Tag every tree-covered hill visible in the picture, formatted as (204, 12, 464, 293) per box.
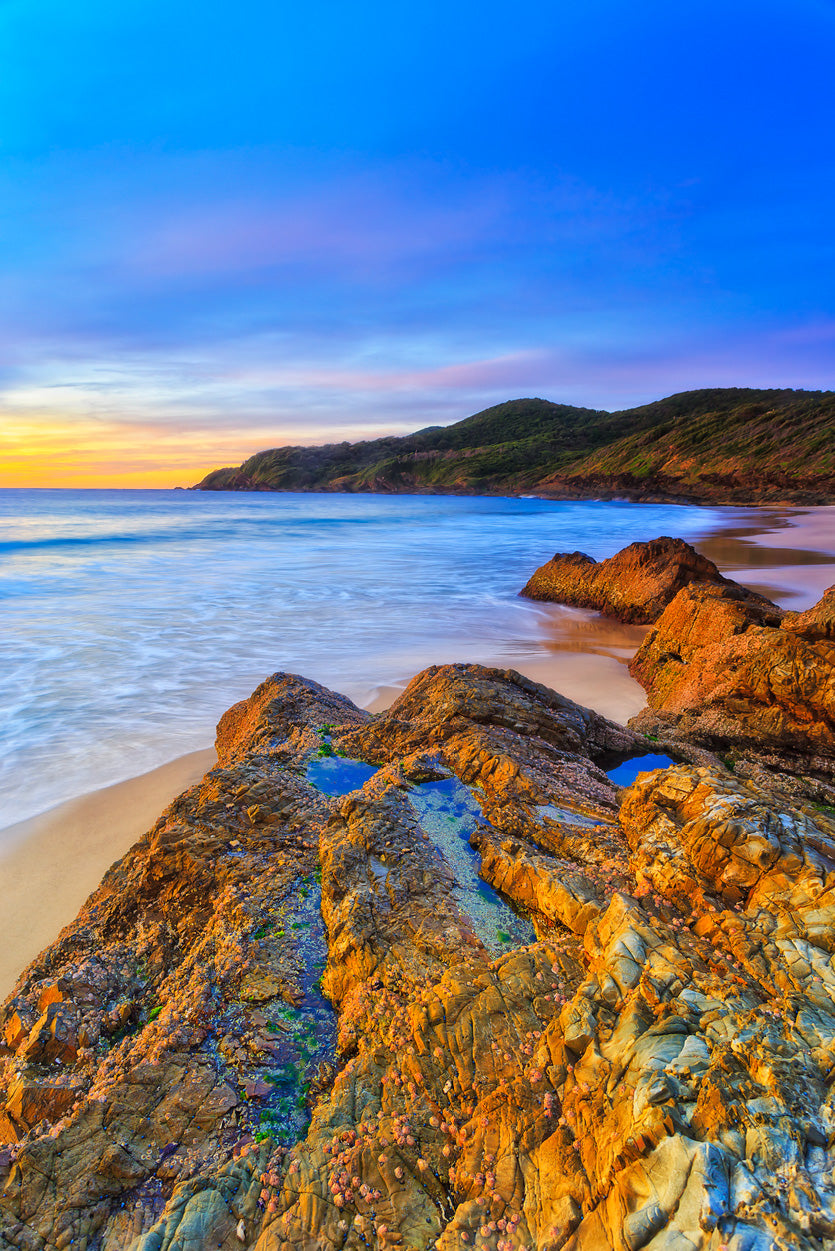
(195, 387, 835, 503)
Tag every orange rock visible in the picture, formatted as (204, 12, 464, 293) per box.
(1, 664, 834, 1250)
(520, 536, 771, 624)
(6, 1077, 76, 1128)
(19, 1002, 80, 1064)
(1, 1002, 34, 1052)
(629, 581, 835, 769)
(215, 671, 370, 765)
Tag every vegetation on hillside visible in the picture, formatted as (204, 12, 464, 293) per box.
(196, 388, 835, 503)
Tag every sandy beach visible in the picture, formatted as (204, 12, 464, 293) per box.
(0, 749, 216, 996)
(2, 504, 833, 1000)
(740, 505, 835, 556)
(697, 505, 835, 607)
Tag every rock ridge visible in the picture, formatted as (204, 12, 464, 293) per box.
(1, 664, 835, 1248)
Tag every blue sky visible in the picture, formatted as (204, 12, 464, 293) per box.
(0, 0, 833, 483)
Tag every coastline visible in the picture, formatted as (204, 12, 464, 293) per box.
(696, 504, 835, 607)
(0, 749, 215, 998)
(2, 503, 834, 1000)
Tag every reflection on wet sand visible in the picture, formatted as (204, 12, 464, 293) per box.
(531, 603, 649, 662)
(698, 534, 834, 570)
(699, 514, 835, 609)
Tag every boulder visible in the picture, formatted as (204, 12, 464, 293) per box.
(520, 535, 772, 623)
(215, 671, 370, 765)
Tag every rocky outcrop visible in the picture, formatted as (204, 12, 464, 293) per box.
(516, 529, 834, 784)
(629, 580, 835, 780)
(216, 671, 372, 765)
(783, 585, 835, 641)
(519, 537, 774, 624)
(3, 663, 835, 1249)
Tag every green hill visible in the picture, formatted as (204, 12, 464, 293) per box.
(195, 387, 835, 503)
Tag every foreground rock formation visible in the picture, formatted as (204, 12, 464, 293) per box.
(519, 538, 770, 624)
(2, 663, 835, 1249)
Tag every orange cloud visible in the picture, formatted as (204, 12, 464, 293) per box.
(0, 415, 246, 488)
(0, 411, 422, 488)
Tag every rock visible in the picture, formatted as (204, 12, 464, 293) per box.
(629, 580, 835, 774)
(1, 664, 835, 1249)
(338, 662, 640, 805)
(239, 969, 293, 1004)
(783, 585, 835, 641)
(519, 536, 771, 623)
(36, 979, 70, 1012)
(215, 670, 370, 765)
(18, 1001, 80, 1063)
(1, 1001, 35, 1052)
(5, 1076, 77, 1129)
(242, 1078, 274, 1099)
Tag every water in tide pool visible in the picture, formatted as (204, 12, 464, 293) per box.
(605, 753, 676, 787)
(307, 755, 379, 796)
(304, 754, 534, 954)
(0, 489, 725, 832)
(408, 777, 536, 955)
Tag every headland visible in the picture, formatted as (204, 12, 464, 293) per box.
(194, 389, 835, 505)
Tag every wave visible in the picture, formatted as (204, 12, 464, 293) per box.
(0, 490, 727, 831)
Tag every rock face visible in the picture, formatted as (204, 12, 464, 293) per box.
(783, 585, 835, 641)
(3, 663, 835, 1249)
(519, 537, 770, 624)
(629, 580, 835, 779)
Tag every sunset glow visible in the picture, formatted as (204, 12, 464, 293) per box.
(0, 0, 832, 486)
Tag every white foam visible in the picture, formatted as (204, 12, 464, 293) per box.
(0, 489, 726, 833)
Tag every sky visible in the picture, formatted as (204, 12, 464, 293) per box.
(0, 0, 833, 487)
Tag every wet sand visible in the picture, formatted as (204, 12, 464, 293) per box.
(2, 505, 833, 999)
(697, 505, 835, 607)
(0, 749, 216, 997)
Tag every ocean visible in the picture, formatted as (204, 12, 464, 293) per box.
(0, 489, 725, 831)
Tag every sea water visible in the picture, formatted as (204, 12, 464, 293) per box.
(0, 489, 725, 831)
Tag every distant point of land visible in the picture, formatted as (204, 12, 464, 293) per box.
(195, 387, 835, 504)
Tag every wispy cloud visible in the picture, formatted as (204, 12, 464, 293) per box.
(0, 0, 832, 486)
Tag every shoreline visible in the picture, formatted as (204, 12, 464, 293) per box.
(2, 503, 834, 999)
(696, 504, 835, 607)
(0, 749, 216, 997)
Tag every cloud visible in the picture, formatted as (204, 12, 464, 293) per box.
(0, 131, 831, 487)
